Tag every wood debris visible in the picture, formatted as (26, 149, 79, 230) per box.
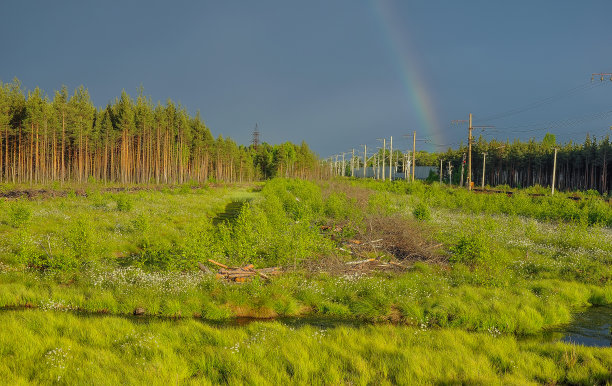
(204, 259, 280, 282)
(340, 257, 411, 274)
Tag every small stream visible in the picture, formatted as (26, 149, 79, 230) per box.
(553, 305, 612, 347)
(1, 305, 611, 346)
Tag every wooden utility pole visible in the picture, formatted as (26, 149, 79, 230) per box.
(468, 113, 473, 190)
(481, 152, 487, 190)
(551, 147, 558, 195)
(452, 115, 493, 190)
(412, 131, 416, 182)
(389, 136, 393, 181)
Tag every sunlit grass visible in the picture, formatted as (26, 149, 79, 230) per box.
(0, 310, 611, 384)
(1, 178, 612, 383)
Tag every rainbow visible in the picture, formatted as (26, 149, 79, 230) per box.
(370, 0, 444, 149)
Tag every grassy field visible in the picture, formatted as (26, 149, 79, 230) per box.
(1, 178, 611, 384)
(2, 310, 612, 385)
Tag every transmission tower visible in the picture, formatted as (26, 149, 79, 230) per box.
(252, 123, 260, 149)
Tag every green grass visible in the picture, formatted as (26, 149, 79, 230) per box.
(0, 309, 611, 385)
(1, 178, 612, 383)
(351, 178, 612, 226)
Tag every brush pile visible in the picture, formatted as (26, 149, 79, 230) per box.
(200, 260, 280, 282)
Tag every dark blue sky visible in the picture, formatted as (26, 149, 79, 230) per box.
(1, 0, 611, 157)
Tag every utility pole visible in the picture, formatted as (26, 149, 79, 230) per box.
(439, 159, 443, 184)
(389, 136, 393, 181)
(412, 131, 416, 182)
(468, 113, 473, 190)
(375, 152, 379, 179)
(363, 145, 367, 178)
(381, 139, 386, 181)
(407, 154, 411, 181)
(551, 147, 558, 195)
(460, 153, 466, 187)
(481, 152, 487, 190)
(452, 116, 493, 191)
(335, 155, 339, 176)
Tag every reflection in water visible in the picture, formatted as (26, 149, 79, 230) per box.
(556, 305, 612, 347)
(2, 305, 611, 346)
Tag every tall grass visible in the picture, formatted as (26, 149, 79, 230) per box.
(0, 310, 610, 384)
(351, 179, 612, 226)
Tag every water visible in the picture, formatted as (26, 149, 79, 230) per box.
(2, 305, 612, 345)
(556, 305, 612, 347)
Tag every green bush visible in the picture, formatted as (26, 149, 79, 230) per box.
(412, 201, 431, 221)
(6, 202, 31, 227)
(114, 194, 133, 212)
(323, 192, 354, 220)
(64, 218, 94, 260)
(449, 233, 490, 265)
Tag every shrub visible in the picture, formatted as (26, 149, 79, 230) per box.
(130, 214, 150, 234)
(6, 202, 31, 227)
(64, 218, 94, 260)
(115, 194, 133, 212)
(449, 233, 490, 265)
(324, 192, 354, 220)
(89, 191, 110, 210)
(412, 201, 431, 221)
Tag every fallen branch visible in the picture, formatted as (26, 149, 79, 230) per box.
(207, 259, 229, 269)
(345, 258, 375, 265)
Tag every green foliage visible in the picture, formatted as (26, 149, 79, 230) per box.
(412, 201, 431, 221)
(449, 233, 490, 265)
(89, 191, 111, 210)
(6, 202, 31, 227)
(323, 192, 355, 220)
(356, 179, 612, 227)
(114, 194, 133, 212)
(64, 218, 94, 260)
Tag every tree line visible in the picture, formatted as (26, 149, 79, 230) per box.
(436, 133, 611, 193)
(0, 79, 320, 184)
(331, 133, 611, 194)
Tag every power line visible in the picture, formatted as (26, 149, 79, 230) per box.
(490, 109, 612, 134)
(479, 81, 603, 123)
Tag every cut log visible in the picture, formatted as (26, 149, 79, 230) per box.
(226, 272, 256, 278)
(208, 259, 229, 269)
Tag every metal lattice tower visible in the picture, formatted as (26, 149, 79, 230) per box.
(252, 123, 260, 149)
